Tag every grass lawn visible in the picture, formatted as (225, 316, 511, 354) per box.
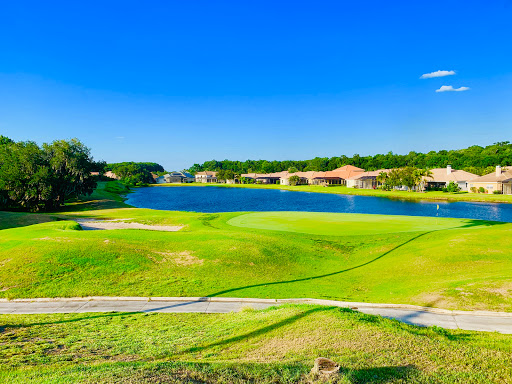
(1, 304, 512, 383)
(156, 182, 512, 203)
(0, 182, 511, 311)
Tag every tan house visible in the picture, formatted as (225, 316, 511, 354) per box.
(195, 171, 218, 183)
(241, 172, 286, 184)
(241, 165, 367, 186)
(424, 166, 478, 191)
(468, 166, 512, 194)
(280, 171, 317, 185)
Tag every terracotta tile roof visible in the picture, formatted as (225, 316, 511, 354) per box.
(426, 168, 478, 183)
(241, 173, 285, 178)
(333, 165, 365, 172)
(470, 168, 512, 183)
(295, 171, 317, 179)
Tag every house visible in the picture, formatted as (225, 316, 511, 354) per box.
(280, 171, 311, 185)
(104, 171, 119, 179)
(195, 171, 218, 183)
(349, 169, 391, 189)
(314, 165, 365, 186)
(156, 171, 195, 184)
(172, 171, 195, 183)
(468, 166, 512, 194)
(241, 172, 286, 184)
(424, 166, 478, 191)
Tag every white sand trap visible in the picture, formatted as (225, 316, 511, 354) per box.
(77, 220, 183, 231)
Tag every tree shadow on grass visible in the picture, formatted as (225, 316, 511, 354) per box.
(3, 311, 141, 329)
(341, 364, 420, 383)
(178, 306, 340, 356)
(0, 211, 63, 230)
(457, 219, 505, 228)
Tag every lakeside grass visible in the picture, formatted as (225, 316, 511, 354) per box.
(1, 182, 511, 311)
(153, 182, 512, 203)
(1, 304, 512, 383)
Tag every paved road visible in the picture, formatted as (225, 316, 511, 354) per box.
(1, 298, 511, 334)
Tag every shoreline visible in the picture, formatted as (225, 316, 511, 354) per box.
(148, 182, 512, 204)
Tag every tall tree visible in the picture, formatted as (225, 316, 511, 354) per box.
(0, 137, 97, 211)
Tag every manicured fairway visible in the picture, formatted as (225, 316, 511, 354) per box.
(227, 211, 484, 236)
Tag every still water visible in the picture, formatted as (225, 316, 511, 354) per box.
(126, 186, 512, 222)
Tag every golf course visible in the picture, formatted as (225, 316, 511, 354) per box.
(1, 182, 512, 309)
(1, 181, 512, 383)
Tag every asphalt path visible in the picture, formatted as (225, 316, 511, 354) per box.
(1, 297, 511, 334)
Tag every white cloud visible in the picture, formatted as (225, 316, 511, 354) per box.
(435, 85, 470, 92)
(420, 70, 456, 79)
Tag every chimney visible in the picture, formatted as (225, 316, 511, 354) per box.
(446, 165, 452, 175)
(496, 165, 502, 177)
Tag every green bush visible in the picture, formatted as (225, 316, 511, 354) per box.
(445, 181, 461, 193)
(288, 175, 301, 186)
(478, 187, 486, 193)
(493, 190, 503, 194)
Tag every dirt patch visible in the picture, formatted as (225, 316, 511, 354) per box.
(35, 237, 73, 242)
(0, 259, 12, 268)
(484, 283, 512, 297)
(412, 292, 458, 309)
(77, 220, 183, 232)
(152, 251, 204, 266)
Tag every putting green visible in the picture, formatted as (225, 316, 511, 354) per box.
(227, 211, 484, 236)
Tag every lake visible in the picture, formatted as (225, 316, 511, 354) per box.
(126, 186, 512, 222)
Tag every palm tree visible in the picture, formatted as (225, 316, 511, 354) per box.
(376, 171, 388, 189)
(416, 169, 433, 191)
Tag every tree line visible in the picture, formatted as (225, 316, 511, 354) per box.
(105, 162, 164, 186)
(0, 136, 99, 211)
(187, 142, 512, 176)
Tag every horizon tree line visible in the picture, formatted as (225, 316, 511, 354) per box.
(186, 142, 512, 176)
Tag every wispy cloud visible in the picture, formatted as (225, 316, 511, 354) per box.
(435, 85, 470, 92)
(420, 70, 456, 79)
(115, 136, 125, 139)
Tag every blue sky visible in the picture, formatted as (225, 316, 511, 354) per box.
(0, 1, 511, 171)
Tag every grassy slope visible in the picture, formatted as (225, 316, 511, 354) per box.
(1, 305, 512, 383)
(0, 183, 511, 310)
(155, 182, 512, 203)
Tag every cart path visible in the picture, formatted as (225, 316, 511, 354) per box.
(1, 297, 511, 334)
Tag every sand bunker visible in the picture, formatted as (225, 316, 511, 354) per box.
(77, 219, 183, 232)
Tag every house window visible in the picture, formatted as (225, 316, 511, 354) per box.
(487, 185, 494, 189)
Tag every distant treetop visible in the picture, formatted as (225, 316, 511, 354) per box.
(187, 142, 512, 177)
